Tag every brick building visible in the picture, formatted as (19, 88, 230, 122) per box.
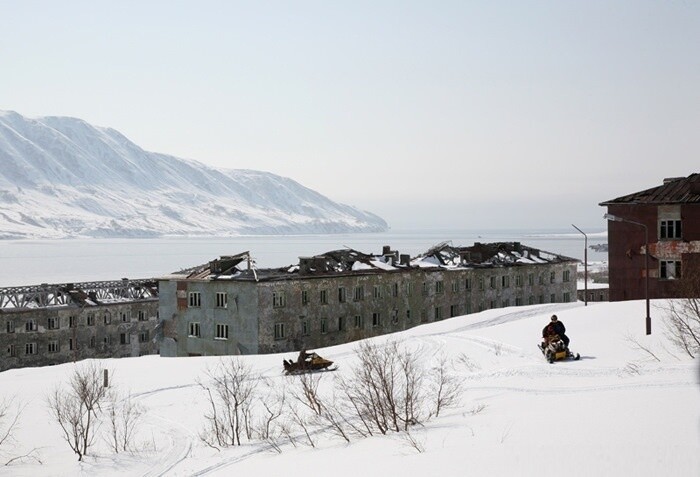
(600, 173, 700, 301)
(159, 242, 578, 357)
(1, 280, 160, 372)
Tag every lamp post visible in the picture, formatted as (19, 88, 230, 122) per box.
(603, 213, 651, 335)
(571, 224, 588, 306)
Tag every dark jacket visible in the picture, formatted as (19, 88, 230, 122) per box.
(542, 321, 566, 338)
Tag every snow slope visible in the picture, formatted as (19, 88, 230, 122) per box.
(1, 300, 698, 476)
(0, 110, 388, 239)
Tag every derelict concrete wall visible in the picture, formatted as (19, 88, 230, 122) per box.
(1, 300, 159, 372)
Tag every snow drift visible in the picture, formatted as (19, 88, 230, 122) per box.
(0, 299, 698, 476)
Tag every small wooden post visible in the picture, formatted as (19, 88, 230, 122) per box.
(103, 369, 109, 388)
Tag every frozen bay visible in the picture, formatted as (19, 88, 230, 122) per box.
(0, 228, 607, 287)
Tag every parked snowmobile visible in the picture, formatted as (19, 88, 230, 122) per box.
(283, 351, 336, 375)
(538, 334, 580, 363)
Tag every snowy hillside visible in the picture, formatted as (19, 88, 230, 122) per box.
(0, 110, 388, 239)
(0, 300, 698, 476)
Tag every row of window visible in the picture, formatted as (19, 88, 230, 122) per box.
(4, 311, 154, 334)
(189, 292, 228, 308)
(6, 331, 151, 357)
(266, 271, 572, 309)
(188, 322, 229, 340)
(271, 292, 573, 341)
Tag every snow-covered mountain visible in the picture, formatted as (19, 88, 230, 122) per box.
(0, 110, 388, 239)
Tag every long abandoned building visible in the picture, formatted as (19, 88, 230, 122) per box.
(159, 242, 578, 357)
(1, 279, 160, 372)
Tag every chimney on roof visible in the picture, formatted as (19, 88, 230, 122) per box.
(400, 254, 411, 266)
(690, 175, 700, 194)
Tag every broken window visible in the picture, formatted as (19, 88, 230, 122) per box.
(48, 340, 59, 353)
(659, 219, 682, 239)
(189, 322, 201, 337)
(354, 315, 363, 328)
(25, 343, 37, 355)
(25, 320, 37, 332)
(48, 317, 59, 330)
(372, 312, 381, 327)
(338, 287, 347, 303)
(120, 333, 130, 345)
(215, 324, 228, 340)
(189, 292, 201, 308)
(320, 289, 328, 304)
(373, 285, 382, 299)
(87, 313, 95, 326)
(660, 260, 682, 279)
(6, 320, 15, 333)
(354, 286, 364, 301)
(435, 281, 444, 294)
(273, 291, 286, 308)
(216, 292, 228, 308)
(274, 322, 285, 340)
(301, 290, 309, 305)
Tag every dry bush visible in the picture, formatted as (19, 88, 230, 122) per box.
(47, 363, 109, 461)
(198, 357, 259, 449)
(661, 268, 700, 358)
(336, 340, 430, 435)
(105, 390, 144, 453)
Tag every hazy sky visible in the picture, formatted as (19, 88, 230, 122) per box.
(1, 1, 698, 231)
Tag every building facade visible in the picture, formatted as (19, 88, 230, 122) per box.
(159, 243, 578, 357)
(1, 280, 160, 372)
(600, 174, 700, 301)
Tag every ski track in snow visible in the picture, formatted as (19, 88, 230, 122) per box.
(131, 385, 199, 477)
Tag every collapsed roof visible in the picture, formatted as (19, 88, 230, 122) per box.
(169, 242, 577, 282)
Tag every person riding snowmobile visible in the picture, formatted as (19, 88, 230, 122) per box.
(542, 314, 569, 347)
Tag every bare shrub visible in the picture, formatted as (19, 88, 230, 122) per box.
(0, 396, 40, 466)
(337, 340, 430, 435)
(0, 396, 21, 454)
(105, 390, 144, 453)
(199, 357, 259, 449)
(429, 354, 462, 418)
(288, 372, 352, 443)
(47, 363, 109, 461)
(660, 269, 700, 358)
(255, 378, 286, 442)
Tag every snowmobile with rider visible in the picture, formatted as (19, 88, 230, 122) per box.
(538, 314, 580, 363)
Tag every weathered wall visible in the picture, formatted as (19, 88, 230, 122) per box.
(160, 261, 577, 358)
(1, 300, 159, 372)
(606, 203, 700, 300)
(159, 279, 259, 357)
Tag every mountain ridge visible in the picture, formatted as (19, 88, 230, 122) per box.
(0, 110, 388, 239)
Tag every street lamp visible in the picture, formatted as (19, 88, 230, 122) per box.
(603, 213, 651, 335)
(571, 224, 588, 306)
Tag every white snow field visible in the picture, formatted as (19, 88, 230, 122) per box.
(1, 300, 698, 477)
